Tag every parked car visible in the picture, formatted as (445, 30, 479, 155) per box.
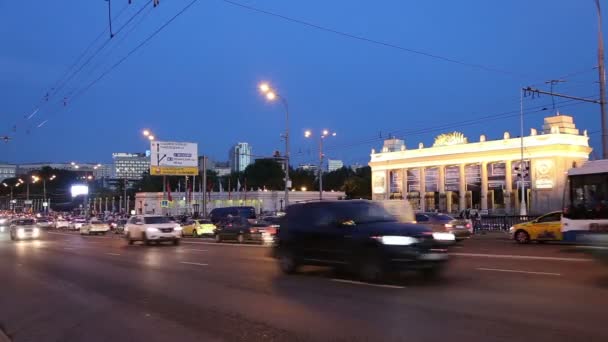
(209, 206, 257, 224)
(509, 211, 562, 244)
(9, 218, 41, 241)
(54, 217, 70, 229)
(214, 216, 274, 244)
(36, 217, 53, 229)
(181, 218, 216, 237)
(68, 218, 87, 231)
(80, 219, 110, 235)
(415, 212, 472, 241)
(273, 200, 454, 282)
(124, 215, 182, 245)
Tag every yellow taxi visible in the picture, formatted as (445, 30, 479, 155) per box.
(509, 211, 562, 244)
(181, 219, 216, 237)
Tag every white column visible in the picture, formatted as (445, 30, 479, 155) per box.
(481, 161, 488, 211)
(384, 169, 390, 200)
(419, 167, 426, 212)
(401, 168, 408, 199)
(459, 164, 466, 211)
(438, 165, 446, 193)
(505, 160, 512, 212)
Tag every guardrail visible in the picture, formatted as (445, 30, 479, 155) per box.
(474, 215, 538, 232)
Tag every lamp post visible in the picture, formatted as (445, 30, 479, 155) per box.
(33, 174, 56, 214)
(2, 181, 20, 213)
(143, 129, 163, 215)
(259, 82, 291, 208)
(305, 129, 337, 200)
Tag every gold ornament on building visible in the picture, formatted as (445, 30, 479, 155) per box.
(433, 132, 467, 147)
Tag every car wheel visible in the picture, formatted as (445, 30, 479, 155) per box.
(192, 230, 198, 238)
(126, 233, 134, 245)
(357, 254, 385, 283)
(515, 230, 530, 244)
(278, 249, 298, 274)
(143, 232, 151, 246)
(237, 234, 244, 244)
(10, 233, 15, 241)
(173, 239, 180, 246)
(215, 234, 222, 243)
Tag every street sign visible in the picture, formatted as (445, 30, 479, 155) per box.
(161, 200, 169, 208)
(150, 141, 198, 176)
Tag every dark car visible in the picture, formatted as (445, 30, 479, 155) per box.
(214, 216, 273, 244)
(209, 206, 256, 224)
(415, 212, 472, 241)
(274, 200, 453, 282)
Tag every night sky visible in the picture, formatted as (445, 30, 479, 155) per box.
(0, 0, 604, 166)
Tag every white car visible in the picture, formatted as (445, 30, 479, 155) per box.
(55, 218, 70, 229)
(124, 215, 182, 245)
(9, 218, 41, 241)
(69, 218, 86, 231)
(80, 219, 110, 235)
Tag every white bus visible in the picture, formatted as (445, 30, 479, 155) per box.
(563, 159, 608, 242)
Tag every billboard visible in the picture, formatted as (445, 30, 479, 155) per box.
(71, 185, 89, 197)
(150, 141, 199, 176)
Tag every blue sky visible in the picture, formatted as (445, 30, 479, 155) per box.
(0, 0, 604, 166)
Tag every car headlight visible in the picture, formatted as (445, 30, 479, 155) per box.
(174, 225, 182, 231)
(33, 228, 40, 237)
(17, 228, 25, 238)
(0, 219, 6, 224)
(146, 227, 159, 232)
(373, 235, 418, 245)
(509, 226, 515, 233)
(432, 232, 455, 241)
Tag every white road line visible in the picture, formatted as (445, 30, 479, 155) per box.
(452, 252, 591, 262)
(180, 261, 208, 267)
(476, 268, 562, 276)
(106, 253, 121, 256)
(48, 232, 113, 239)
(183, 248, 209, 252)
(330, 279, 405, 289)
(181, 240, 270, 248)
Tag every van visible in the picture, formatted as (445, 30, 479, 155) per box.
(209, 206, 256, 224)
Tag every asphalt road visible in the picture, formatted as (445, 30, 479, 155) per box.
(1, 230, 607, 342)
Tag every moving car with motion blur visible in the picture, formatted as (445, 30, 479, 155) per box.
(54, 217, 70, 229)
(181, 218, 216, 237)
(9, 218, 41, 241)
(36, 217, 53, 229)
(274, 200, 454, 282)
(209, 206, 257, 224)
(214, 216, 274, 244)
(124, 215, 182, 245)
(80, 219, 111, 235)
(415, 212, 472, 241)
(0, 216, 9, 233)
(68, 218, 86, 231)
(509, 211, 562, 244)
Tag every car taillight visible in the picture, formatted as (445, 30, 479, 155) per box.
(250, 228, 258, 233)
(466, 223, 471, 228)
(444, 223, 453, 229)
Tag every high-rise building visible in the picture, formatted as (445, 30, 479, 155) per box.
(229, 142, 252, 173)
(112, 153, 150, 179)
(213, 161, 231, 177)
(0, 163, 17, 182)
(327, 159, 344, 172)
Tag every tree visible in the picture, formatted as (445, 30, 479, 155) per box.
(344, 166, 371, 199)
(243, 159, 285, 190)
(322, 166, 354, 191)
(290, 168, 316, 191)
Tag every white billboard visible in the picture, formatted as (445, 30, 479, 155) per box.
(71, 185, 89, 197)
(150, 141, 198, 176)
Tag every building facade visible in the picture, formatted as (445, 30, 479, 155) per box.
(213, 161, 231, 177)
(369, 115, 591, 215)
(0, 163, 17, 182)
(327, 159, 344, 172)
(298, 163, 318, 172)
(112, 153, 150, 180)
(16, 162, 110, 179)
(229, 142, 252, 172)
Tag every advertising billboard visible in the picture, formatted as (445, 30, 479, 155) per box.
(150, 141, 199, 176)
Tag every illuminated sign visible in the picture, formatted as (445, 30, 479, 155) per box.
(70, 185, 89, 197)
(372, 172, 386, 194)
(535, 159, 555, 189)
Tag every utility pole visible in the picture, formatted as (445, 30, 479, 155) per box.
(596, 0, 608, 159)
(202, 156, 207, 217)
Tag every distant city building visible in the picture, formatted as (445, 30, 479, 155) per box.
(213, 161, 231, 177)
(298, 163, 318, 172)
(229, 142, 252, 172)
(0, 163, 17, 182)
(327, 159, 344, 172)
(16, 162, 110, 178)
(112, 153, 150, 180)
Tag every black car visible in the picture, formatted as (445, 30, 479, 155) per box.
(274, 200, 451, 282)
(214, 216, 273, 244)
(209, 206, 256, 224)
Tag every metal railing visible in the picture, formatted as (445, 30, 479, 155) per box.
(473, 215, 539, 232)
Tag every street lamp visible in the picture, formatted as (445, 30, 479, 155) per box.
(3, 181, 20, 213)
(305, 129, 337, 200)
(33, 174, 57, 213)
(258, 81, 291, 208)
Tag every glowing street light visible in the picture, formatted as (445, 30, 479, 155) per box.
(143, 129, 150, 137)
(148, 135, 155, 141)
(305, 129, 338, 200)
(259, 82, 270, 93)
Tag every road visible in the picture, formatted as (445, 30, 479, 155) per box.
(0, 230, 607, 342)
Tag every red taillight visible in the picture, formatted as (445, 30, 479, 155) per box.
(466, 223, 471, 228)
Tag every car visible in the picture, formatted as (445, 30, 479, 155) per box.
(68, 218, 86, 231)
(80, 219, 110, 235)
(36, 217, 53, 229)
(124, 215, 182, 245)
(273, 200, 454, 282)
(0, 216, 9, 233)
(214, 216, 274, 244)
(54, 218, 70, 229)
(209, 206, 257, 224)
(509, 211, 562, 244)
(113, 219, 127, 234)
(9, 218, 41, 241)
(415, 212, 472, 241)
(181, 218, 216, 237)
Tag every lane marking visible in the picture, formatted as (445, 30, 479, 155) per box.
(181, 240, 270, 248)
(476, 268, 561, 276)
(48, 232, 113, 239)
(330, 279, 405, 289)
(106, 253, 121, 256)
(452, 252, 591, 262)
(180, 261, 208, 266)
(183, 248, 209, 252)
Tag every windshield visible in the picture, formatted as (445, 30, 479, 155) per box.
(14, 219, 36, 226)
(332, 202, 397, 224)
(432, 214, 455, 221)
(144, 216, 172, 224)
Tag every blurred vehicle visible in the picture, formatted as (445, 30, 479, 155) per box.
(9, 218, 40, 241)
(181, 218, 216, 237)
(214, 216, 273, 244)
(0, 216, 8, 233)
(36, 217, 53, 229)
(113, 219, 127, 234)
(54, 218, 70, 229)
(274, 200, 454, 282)
(124, 215, 182, 245)
(209, 206, 256, 224)
(509, 211, 562, 244)
(80, 219, 110, 235)
(415, 212, 472, 241)
(575, 233, 608, 266)
(68, 218, 86, 231)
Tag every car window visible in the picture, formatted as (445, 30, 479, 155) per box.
(14, 219, 36, 225)
(144, 216, 172, 224)
(538, 213, 561, 223)
(415, 214, 429, 222)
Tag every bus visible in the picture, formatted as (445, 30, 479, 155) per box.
(562, 159, 608, 242)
